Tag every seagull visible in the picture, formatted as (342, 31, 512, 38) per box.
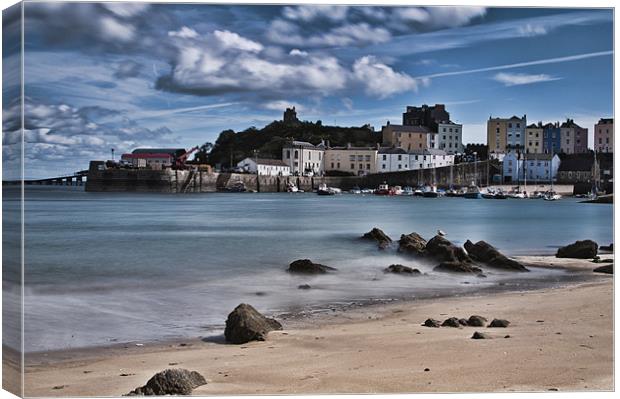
(437, 230, 446, 237)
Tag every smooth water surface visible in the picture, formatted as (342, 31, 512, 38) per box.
(4, 186, 612, 351)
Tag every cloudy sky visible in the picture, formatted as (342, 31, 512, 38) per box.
(2, 2, 614, 179)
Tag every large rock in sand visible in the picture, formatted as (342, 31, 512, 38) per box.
(362, 228, 392, 249)
(426, 235, 472, 263)
(126, 369, 207, 396)
(488, 318, 510, 328)
(288, 259, 336, 274)
(556, 240, 598, 259)
(464, 240, 528, 272)
(224, 303, 282, 344)
(467, 315, 487, 327)
(398, 232, 427, 256)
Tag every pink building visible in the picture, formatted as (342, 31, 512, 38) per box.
(594, 118, 613, 153)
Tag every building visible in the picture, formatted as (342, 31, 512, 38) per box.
(502, 152, 560, 183)
(402, 104, 449, 131)
(381, 123, 434, 151)
(409, 149, 454, 170)
(283, 107, 299, 124)
(236, 158, 290, 176)
(324, 144, 379, 176)
(377, 147, 409, 173)
(436, 121, 463, 154)
(557, 153, 613, 187)
(281, 140, 325, 176)
(542, 122, 561, 155)
(121, 153, 174, 169)
(594, 118, 613, 153)
(560, 119, 588, 154)
(487, 115, 526, 155)
(525, 122, 544, 154)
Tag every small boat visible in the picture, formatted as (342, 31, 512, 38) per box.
(422, 185, 440, 198)
(543, 191, 562, 201)
(493, 190, 507, 199)
(227, 181, 247, 192)
(375, 182, 391, 196)
(401, 186, 414, 196)
(392, 185, 404, 196)
(482, 192, 494, 199)
(349, 186, 362, 194)
(413, 187, 424, 197)
(463, 183, 481, 199)
(317, 183, 335, 196)
(361, 188, 374, 194)
(286, 182, 299, 193)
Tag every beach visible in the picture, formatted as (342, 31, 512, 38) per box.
(22, 256, 613, 396)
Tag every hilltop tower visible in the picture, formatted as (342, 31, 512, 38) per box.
(283, 106, 299, 125)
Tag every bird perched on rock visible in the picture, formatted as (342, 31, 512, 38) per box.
(437, 230, 446, 236)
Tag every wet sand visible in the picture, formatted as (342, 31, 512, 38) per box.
(19, 255, 613, 396)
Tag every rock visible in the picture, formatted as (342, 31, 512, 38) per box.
(398, 232, 427, 255)
(458, 318, 469, 326)
(384, 264, 421, 275)
(422, 318, 441, 328)
(362, 228, 392, 249)
(441, 317, 462, 328)
(464, 240, 529, 272)
(467, 315, 487, 327)
(287, 259, 336, 274)
(600, 243, 613, 251)
(593, 264, 613, 274)
(126, 369, 207, 396)
(297, 284, 312, 289)
(434, 261, 482, 274)
(556, 240, 598, 259)
(471, 331, 492, 339)
(426, 235, 472, 263)
(224, 303, 282, 344)
(488, 319, 510, 328)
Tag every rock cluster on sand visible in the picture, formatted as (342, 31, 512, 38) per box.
(423, 318, 441, 328)
(464, 240, 529, 272)
(556, 240, 598, 259)
(288, 259, 336, 274)
(488, 318, 510, 328)
(441, 317, 462, 328)
(126, 369, 207, 396)
(467, 315, 487, 327)
(593, 264, 613, 274)
(398, 233, 427, 255)
(426, 235, 472, 263)
(224, 303, 282, 344)
(384, 264, 421, 275)
(362, 227, 392, 249)
(434, 261, 483, 274)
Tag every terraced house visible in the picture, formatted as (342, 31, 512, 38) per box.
(560, 119, 588, 154)
(487, 115, 526, 155)
(324, 144, 379, 176)
(525, 122, 544, 154)
(594, 118, 613, 153)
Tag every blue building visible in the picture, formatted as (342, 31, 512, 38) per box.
(543, 122, 561, 155)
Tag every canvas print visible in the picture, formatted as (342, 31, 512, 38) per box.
(1, 1, 614, 397)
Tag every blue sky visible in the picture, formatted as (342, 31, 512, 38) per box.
(1, 2, 614, 178)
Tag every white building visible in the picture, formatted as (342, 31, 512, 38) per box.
(377, 147, 409, 173)
(120, 153, 174, 169)
(237, 158, 290, 176)
(436, 121, 464, 154)
(502, 152, 560, 183)
(282, 140, 325, 176)
(409, 149, 454, 170)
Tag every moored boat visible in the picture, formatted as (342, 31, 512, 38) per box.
(463, 183, 481, 199)
(375, 182, 390, 195)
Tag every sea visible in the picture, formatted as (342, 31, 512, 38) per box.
(1, 186, 613, 352)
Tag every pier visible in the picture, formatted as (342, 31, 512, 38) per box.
(3, 170, 89, 186)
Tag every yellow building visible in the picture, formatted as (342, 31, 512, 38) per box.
(324, 144, 379, 176)
(526, 123, 544, 154)
(487, 118, 507, 154)
(381, 123, 433, 152)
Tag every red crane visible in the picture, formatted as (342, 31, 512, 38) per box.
(174, 146, 199, 168)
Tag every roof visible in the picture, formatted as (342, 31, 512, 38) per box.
(558, 154, 594, 172)
(122, 153, 173, 159)
(409, 149, 449, 156)
(526, 123, 543, 129)
(239, 158, 288, 167)
(283, 140, 325, 149)
(132, 148, 186, 157)
(524, 153, 555, 161)
(560, 119, 584, 129)
(327, 146, 378, 151)
(382, 124, 431, 133)
(378, 147, 408, 154)
(596, 118, 613, 125)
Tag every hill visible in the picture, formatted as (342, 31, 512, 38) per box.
(197, 120, 382, 168)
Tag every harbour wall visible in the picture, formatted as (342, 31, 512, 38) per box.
(85, 160, 573, 194)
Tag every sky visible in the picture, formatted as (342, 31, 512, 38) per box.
(1, 2, 614, 179)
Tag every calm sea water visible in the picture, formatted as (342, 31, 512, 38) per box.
(2, 186, 613, 352)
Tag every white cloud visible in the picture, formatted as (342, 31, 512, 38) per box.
(268, 20, 391, 47)
(518, 24, 548, 37)
(492, 72, 561, 86)
(168, 26, 199, 39)
(213, 30, 263, 53)
(397, 6, 486, 28)
(262, 100, 305, 112)
(99, 16, 135, 42)
(289, 49, 308, 57)
(103, 3, 149, 18)
(283, 5, 349, 22)
(352, 56, 420, 98)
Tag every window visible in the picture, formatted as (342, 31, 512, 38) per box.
(331, 162, 334, 168)
(419, 163, 423, 168)
(294, 150, 299, 159)
(309, 152, 312, 160)
(443, 128, 446, 132)
(606, 138, 610, 143)
(516, 123, 520, 128)
(357, 155, 363, 161)
(443, 135, 446, 140)
(286, 150, 291, 158)
(508, 123, 512, 128)
(382, 155, 387, 160)
(414, 155, 418, 160)
(366, 163, 370, 170)
(319, 153, 322, 160)
(350, 163, 355, 169)
(337, 162, 340, 168)
(365, 155, 371, 161)
(397, 155, 402, 161)
(359, 163, 363, 169)
(408, 133, 411, 138)
(398, 164, 402, 169)
(382, 164, 386, 169)
(599, 138, 603, 144)
(496, 128, 500, 133)
(349, 155, 355, 161)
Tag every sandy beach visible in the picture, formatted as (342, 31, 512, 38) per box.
(19, 255, 613, 397)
